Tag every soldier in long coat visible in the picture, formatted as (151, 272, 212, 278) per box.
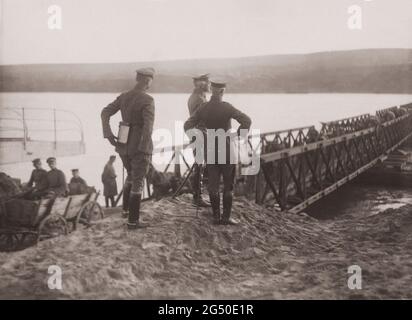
(102, 155, 118, 208)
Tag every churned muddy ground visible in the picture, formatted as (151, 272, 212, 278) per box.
(0, 191, 412, 299)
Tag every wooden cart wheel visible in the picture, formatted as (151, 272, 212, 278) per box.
(77, 201, 104, 228)
(37, 214, 68, 243)
(0, 233, 20, 251)
(19, 232, 38, 249)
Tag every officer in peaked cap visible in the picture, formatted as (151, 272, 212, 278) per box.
(101, 67, 156, 230)
(184, 80, 252, 225)
(187, 73, 211, 208)
(188, 74, 210, 115)
(136, 67, 155, 78)
(45, 157, 68, 197)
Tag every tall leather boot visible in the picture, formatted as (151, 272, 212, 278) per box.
(222, 192, 237, 225)
(127, 193, 145, 230)
(122, 183, 132, 218)
(209, 193, 221, 224)
(193, 165, 211, 208)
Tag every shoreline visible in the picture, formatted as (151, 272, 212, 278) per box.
(1, 194, 411, 299)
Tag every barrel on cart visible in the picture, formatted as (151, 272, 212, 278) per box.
(0, 190, 104, 251)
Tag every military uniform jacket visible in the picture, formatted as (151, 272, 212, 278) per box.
(188, 89, 207, 116)
(28, 168, 48, 191)
(101, 86, 155, 156)
(47, 169, 68, 196)
(70, 177, 87, 186)
(184, 96, 252, 164)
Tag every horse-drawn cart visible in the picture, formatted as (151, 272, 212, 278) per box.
(0, 191, 104, 251)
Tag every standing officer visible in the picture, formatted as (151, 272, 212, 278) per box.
(188, 74, 210, 207)
(184, 81, 251, 225)
(101, 68, 155, 230)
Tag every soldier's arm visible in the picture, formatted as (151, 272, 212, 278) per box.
(184, 107, 203, 133)
(59, 171, 69, 194)
(27, 171, 34, 187)
(138, 97, 155, 154)
(101, 94, 122, 138)
(188, 96, 203, 116)
(80, 178, 87, 186)
(229, 104, 252, 137)
(188, 96, 195, 115)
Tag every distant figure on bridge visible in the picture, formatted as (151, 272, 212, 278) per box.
(25, 158, 48, 199)
(264, 139, 286, 153)
(101, 155, 118, 208)
(398, 107, 408, 116)
(68, 169, 88, 195)
(101, 67, 155, 230)
(45, 157, 68, 197)
(188, 73, 210, 208)
(306, 127, 321, 143)
(368, 115, 381, 128)
(184, 80, 251, 225)
(383, 111, 396, 122)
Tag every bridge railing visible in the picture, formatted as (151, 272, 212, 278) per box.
(137, 104, 412, 206)
(320, 114, 371, 137)
(150, 125, 316, 176)
(257, 108, 412, 213)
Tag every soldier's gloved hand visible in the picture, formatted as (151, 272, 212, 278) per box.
(107, 135, 118, 147)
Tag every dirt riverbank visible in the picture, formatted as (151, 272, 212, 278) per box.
(0, 194, 411, 299)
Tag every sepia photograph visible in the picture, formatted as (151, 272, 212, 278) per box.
(0, 0, 412, 306)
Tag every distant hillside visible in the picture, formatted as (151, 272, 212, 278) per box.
(1, 49, 411, 93)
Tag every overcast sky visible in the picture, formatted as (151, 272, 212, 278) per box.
(1, 0, 411, 65)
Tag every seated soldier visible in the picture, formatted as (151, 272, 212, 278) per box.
(68, 169, 88, 195)
(45, 157, 68, 197)
(25, 158, 48, 199)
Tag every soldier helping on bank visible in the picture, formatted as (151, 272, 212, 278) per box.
(184, 81, 251, 225)
(188, 73, 211, 207)
(101, 68, 155, 230)
(101, 155, 118, 208)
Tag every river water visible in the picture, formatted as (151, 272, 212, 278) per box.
(1, 92, 412, 211)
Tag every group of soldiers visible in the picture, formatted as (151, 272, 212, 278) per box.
(25, 157, 87, 199)
(25, 155, 119, 208)
(101, 68, 251, 230)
